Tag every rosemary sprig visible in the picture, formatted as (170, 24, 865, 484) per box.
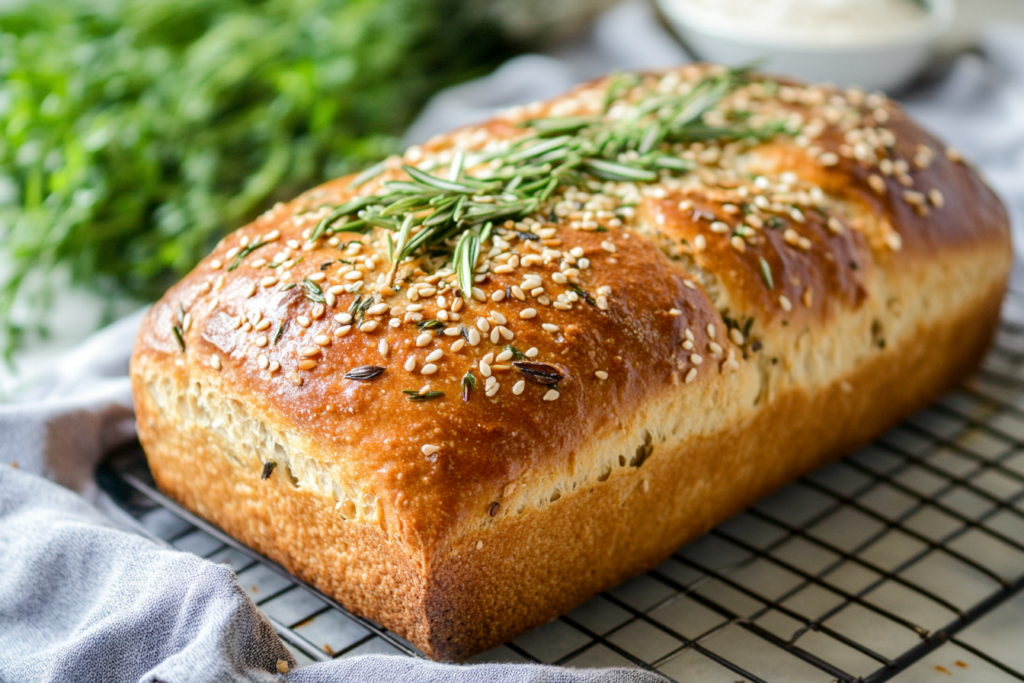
(758, 257, 774, 290)
(307, 66, 785, 292)
(461, 371, 476, 402)
(403, 389, 445, 401)
(227, 240, 267, 271)
(300, 278, 325, 304)
(171, 324, 186, 353)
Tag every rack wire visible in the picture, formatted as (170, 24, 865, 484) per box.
(99, 299, 1024, 681)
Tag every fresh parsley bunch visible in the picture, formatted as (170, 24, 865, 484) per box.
(0, 0, 512, 355)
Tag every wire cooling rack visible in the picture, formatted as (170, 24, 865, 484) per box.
(99, 304, 1024, 682)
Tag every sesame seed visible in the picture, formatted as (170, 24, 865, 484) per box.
(520, 308, 537, 319)
(335, 325, 351, 337)
(468, 329, 481, 346)
(298, 359, 318, 371)
(706, 323, 716, 339)
(693, 235, 706, 251)
(269, 360, 280, 373)
(404, 355, 416, 372)
(243, 283, 257, 298)
(422, 444, 440, 456)
(334, 312, 352, 324)
(601, 241, 616, 253)
(260, 276, 278, 288)
(416, 333, 432, 347)
(929, 188, 945, 208)
(480, 361, 492, 377)
(471, 287, 486, 301)
(451, 339, 466, 352)
(418, 385, 431, 395)
(709, 341, 723, 355)
(367, 303, 388, 316)
(421, 364, 438, 375)
(378, 339, 389, 357)
(525, 347, 539, 358)
(314, 335, 330, 346)
(343, 271, 363, 281)
(211, 259, 223, 269)
(683, 280, 697, 290)
(819, 152, 840, 167)
(946, 147, 963, 163)
(595, 370, 608, 380)
(254, 336, 268, 347)
(296, 316, 311, 328)
(425, 349, 443, 363)
(476, 318, 490, 333)
(498, 326, 514, 340)
(311, 304, 325, 319)
(485, 376, 497, 390)
(903, 190, 925, 206)
(490, 311, 507, 325)
(543, 389, 560, 401)
(868, 174, 887, 195)
(288, 372, 302, 386)
(685, 368, 697, 384)
(711, 221, 729, 234)
(257, 354, 269, 369)
(360, 321, 378, 333)
(210, 355, 221, 370)
(443, 327, 460, 336)
(299, 346, 320, 357)
(779, 295, 793, 312)
(690, 354, 703, 365)
(682, 340, 694, 351)
(476, 540, 483, 550)
(730, 328, 745, 345)
(496, 349, 513, 362)
(307, 272, 326, 282)
(328, 285, 345, 295)
(491, 289, 506, 302)
(513, 380, 526, 395)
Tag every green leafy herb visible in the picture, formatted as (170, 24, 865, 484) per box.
(274, 320, 288, 346)
(171, 324, 186, 353)
(461, 371, 476, 402)
(504, 345, 526, 360)
(416, 319, 445, 331)
(306, 65, 785, 287)
(403, 389, 445, 401)
(300, 278, 325, 304)
(0, 0, 519, 355)
(759, 257, 774, 290)
(570, 284, 597, 306)
(227, 240, 267, 271)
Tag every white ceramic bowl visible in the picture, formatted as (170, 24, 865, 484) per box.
(657, 0, 956, 93)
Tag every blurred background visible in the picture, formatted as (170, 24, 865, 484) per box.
(1, 0, 1022, 394)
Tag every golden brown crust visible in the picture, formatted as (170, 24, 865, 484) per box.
(131, 65, 1012, 660)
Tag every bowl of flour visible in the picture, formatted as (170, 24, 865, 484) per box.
(658, 0, 955, 92)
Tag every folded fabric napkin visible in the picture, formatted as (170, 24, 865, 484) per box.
(2, 2, 1024, 681)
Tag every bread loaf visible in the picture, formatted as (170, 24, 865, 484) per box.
(130, 65, 1011, 661)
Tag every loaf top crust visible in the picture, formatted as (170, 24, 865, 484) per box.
(132, 65, 1010, 561)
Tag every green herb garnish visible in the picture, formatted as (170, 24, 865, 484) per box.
(759, 257, 774, 290)
(171, 324, 186, 353)
(300, 278, 325, 304)
(227, 240, 267, 271)
(306, 66, 786, 292)
(461, 371, 476, 402)
(504, 345, 526, 360)
(403, 389, 445, 402)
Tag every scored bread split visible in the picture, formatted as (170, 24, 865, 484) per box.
(131, 65, 1011, 661)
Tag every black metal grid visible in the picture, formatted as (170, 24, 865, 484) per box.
(99, 299, 1024, 681)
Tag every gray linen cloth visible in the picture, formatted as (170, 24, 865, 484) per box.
(2, 2, 1023, 681)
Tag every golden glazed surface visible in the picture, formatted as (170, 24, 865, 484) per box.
(131, 65, 1012, 660)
